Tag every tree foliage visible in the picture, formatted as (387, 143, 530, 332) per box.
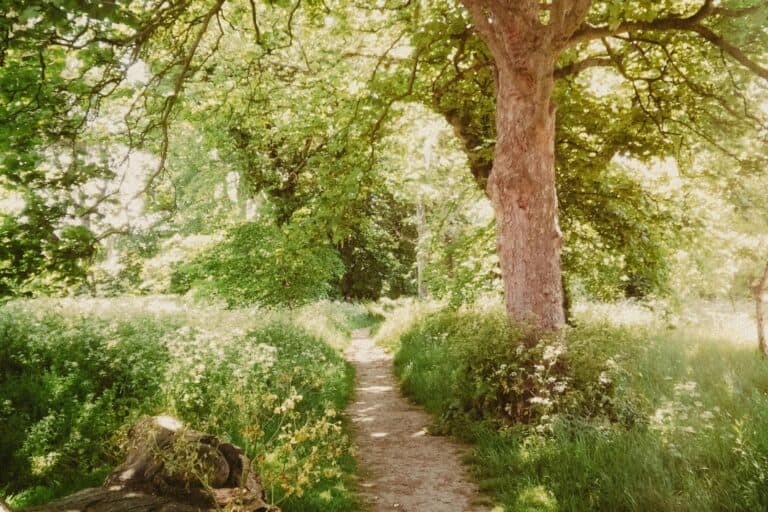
(0, 0, 767, 307)
(170, 221, 344, 307)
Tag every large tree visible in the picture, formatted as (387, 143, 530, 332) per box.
(2, 0, 767, 328)
(453, 0, 768, 329)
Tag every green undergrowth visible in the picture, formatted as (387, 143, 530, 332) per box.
(1, 297, 373, 511)
(168, 222, 344, 309)
(295, 300, 382, 349)
(390, 306, 768, 512)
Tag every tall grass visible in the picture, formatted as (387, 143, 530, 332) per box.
(371, 298, 440, 351)
(293, 300, 381, 349)
(1, 297, 370, 511)
(389, 303, 768, 511)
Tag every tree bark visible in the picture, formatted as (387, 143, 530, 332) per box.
(457, 0, 592, 330)
(752, 259, 768, 358)
(20, 487, 199, 511)
(489, 57, 564, 329)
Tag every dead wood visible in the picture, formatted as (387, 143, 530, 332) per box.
(14, 416, 276, 512)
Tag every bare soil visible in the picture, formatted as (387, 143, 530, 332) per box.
(345, 330, 490, 512)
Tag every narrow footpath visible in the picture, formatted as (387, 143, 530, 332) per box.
(345, 330, 490, 512)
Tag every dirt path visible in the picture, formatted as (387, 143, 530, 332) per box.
(345, 330, 490, 512)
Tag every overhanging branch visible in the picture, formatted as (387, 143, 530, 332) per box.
(690, 24, 768, 81)
(566, 0, 768, 83)
(554, 55, 614, 78)
(140, 0, 226, 195)
(568, 0, 715, 47)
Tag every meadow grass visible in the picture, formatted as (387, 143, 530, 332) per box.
(1, 296, 373, 511)
(371, 297, 440, 351)
(387, 302, 768, 512)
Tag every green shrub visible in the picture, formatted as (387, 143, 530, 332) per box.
(0, 313, 173, 495)
(170, 222, 344, 308)
(394, 309, 637, 429)
(372, 298, 438, 352)
(160, 319, 357, 510)
(392, 306, 768, 511)
(1, 300, 360, 511)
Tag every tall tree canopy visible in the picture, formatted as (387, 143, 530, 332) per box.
(1, 0, 767, 326)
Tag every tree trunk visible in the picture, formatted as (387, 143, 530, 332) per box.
(487, 56, 565, 330)
(752, 259, 768, 358)
(20, 487, 199, 511)
(454, 0, 595, 330)
(416, 201, 429, 299)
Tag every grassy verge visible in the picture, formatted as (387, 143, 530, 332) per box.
(1, 297, 368, 511)
(389, 305, 768, 512)
(293, 300, 382, 348)
(371, 298, 439, 352)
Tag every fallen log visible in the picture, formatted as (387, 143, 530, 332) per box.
(10, 416, 276, 512)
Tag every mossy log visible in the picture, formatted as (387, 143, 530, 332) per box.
(11, 416, 276, 512)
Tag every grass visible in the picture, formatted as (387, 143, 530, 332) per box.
(7, 295, 762, 511)
(0, 296, 374, 511)
(371, 297, 439, 351)
(386, 302, 768, 512)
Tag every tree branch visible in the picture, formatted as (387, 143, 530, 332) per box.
(568, 0, 715, 46)
(554, 55, 615, 78)
(566, 1, 768, 82)
(690, 23, 768, 81)
(459, 0, 503, 56)
(140, 0, 226, 195)
(248, 0, 262, 43)
(549, 0, 592, 46)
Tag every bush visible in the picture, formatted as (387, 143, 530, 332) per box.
(392, 305, 768, 511)
(394, 309, 639, 429)
(0, 313, 172, 496)
(159, 319, 356, 509)
(170, 222, 344, 308)
(1, 299, 362, 511)
(372, 298, 438, 352)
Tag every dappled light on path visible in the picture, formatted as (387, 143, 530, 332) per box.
(345, 330, 490, 512)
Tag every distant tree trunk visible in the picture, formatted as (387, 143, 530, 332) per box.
(562, 273, 574, 326)
(752, 259, 768, 358)
(338, 241, 355, 300)
(416, 201, 429, 299)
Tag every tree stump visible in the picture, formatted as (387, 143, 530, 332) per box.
(13, 416, 277, 512)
